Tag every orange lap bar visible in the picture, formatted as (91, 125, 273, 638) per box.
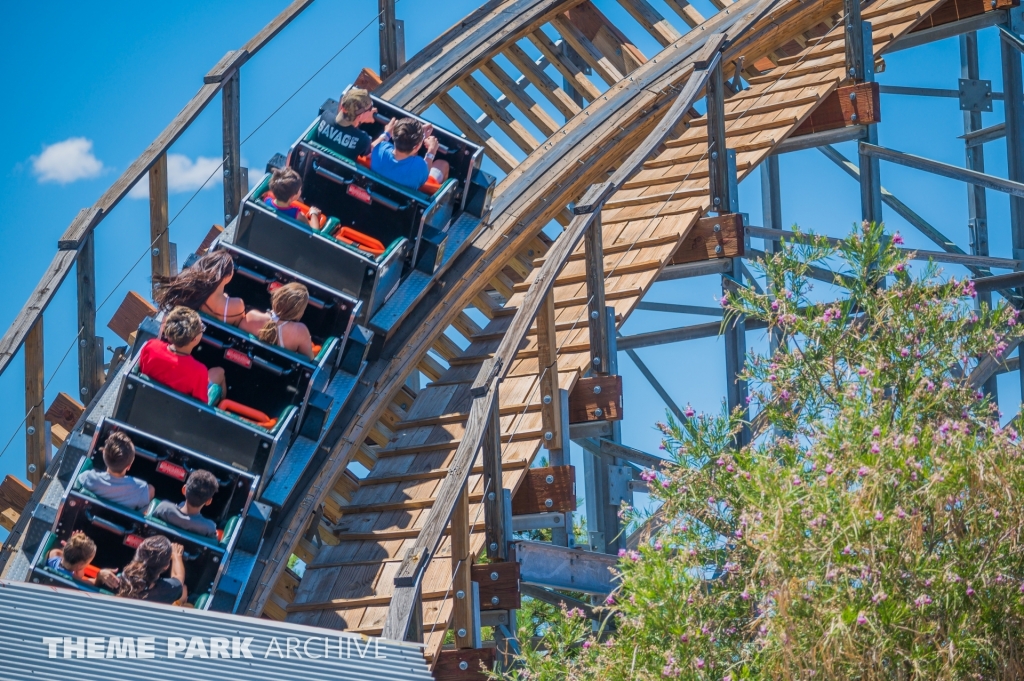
(218, 399, 277, 429)
(333, 226, 386, 256)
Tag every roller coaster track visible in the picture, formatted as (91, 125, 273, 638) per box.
(239, 0, 954, 664)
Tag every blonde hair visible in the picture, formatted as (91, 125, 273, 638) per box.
(258, 283, 309, 345)
(337, 88, 372, 126)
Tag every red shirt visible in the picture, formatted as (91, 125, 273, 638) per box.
(138, 338, 209, 402)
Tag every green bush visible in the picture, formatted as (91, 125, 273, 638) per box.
(506, 222, 1024, 680)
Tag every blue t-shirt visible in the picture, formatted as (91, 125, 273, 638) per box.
(47, 555, 72, 578)
(264, 197, 301, 219)
(370, 141, 429, 190)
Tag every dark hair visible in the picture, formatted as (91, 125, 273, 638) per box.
(62, 532, 96, 567)
(162, 306, 203, 347)
(153, 251, 234, 312)
(270, 167, 302, 202)
(184, 469, 218, 506)
(258, 283, 309, 345)
(393, 118, 424, 153)
(102, 431, 136, 474)
(118, 535, 172, 599)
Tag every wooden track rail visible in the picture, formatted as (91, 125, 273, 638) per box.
(242, 0, 953, 665)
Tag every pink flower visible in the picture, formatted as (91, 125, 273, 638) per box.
(900, 347, 910, 357)
(875, 511, 884, 522)
(684, 405, 695, 418)
(858, 366, 869, 376)
(661, 480, 670, 489)
(720, 295, 730, 307)
(857, 613, 868, 625)
(628, 550, 641, 562)
(695, 658, 705, 669)
(741, 591, 750, 600)
(871, 443, 880, 454)
(680, 634, 688, 642)
(872, 426, 880, 437)
(582, 640, 592, 649)
(792, 476, 802, 486)
(891, 232, 904, 245)
(771, 299, 780, 310)
(967, 587, 975, 596)
(858, 466, 869, 477)
(654, 541, 663, 551)
(825, 464, 834, 475)
(605, 595, 615, 605)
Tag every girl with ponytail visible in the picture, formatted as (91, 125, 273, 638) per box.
(98, 535, 187, 604)
(257, 283, 314, 358)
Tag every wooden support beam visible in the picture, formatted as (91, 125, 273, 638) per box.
(473, 562, 521, 611)
(569, 375, 623, 423)
(617, 0, 682, 47)
(671, 213, 745, 264)
(536, 291, 562, 451)
(584, 214, 609, 375)
(705, 57, 731, 212)
(527, 30, 603, 102)
(0, 475, 31, 518)
(460, 75, 540, 154)
(25, 318, 45, 486)
(435, 648, 496, 680)
(551, 11, 627, 86)
(511, 466, 577, 515)
(563, 2, 645, 76)
(478, 60, 560, 136)
(45, 393, 84, 433)
(222, 72, 243, 224)
(436, 93, 519, 173)
(482, 398, 506, 561)
(378, 0, 402, 80)
(196, 224, 224, 256)
(355, 66, 384, 92)
(793, 82, 880, 136)
(107, 291, 158, 345)
(503, 44, 582, 120)
(451, 480, 473, 649)
(663, 0, 705, 28)
(149, 152, 170, 297)
(76, 233, 102, 404)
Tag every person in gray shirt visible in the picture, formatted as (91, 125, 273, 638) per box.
(77, 431, 154, 511)
(150, 469, 218, 539)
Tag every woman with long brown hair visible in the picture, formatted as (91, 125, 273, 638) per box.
(153, 251, 270, 330)
(258, 283, 314, 358)
(97, 534, 186, 604)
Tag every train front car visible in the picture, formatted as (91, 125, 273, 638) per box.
(29, 419, 260, 612)
(231, 87, 492, 325)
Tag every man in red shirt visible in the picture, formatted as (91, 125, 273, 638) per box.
(139, 306, 226, 402)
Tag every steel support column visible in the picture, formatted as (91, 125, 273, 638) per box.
(854, 17, 882, 224)
(760, 154, 783, 356)
(962, 32, 997, 398)
(1003, 15, 1024, 397)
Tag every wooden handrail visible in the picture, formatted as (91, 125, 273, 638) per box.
(380, 28, 738, 639)
(0, 0, 316, 382)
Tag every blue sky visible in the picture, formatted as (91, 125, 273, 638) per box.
(1, 0, 1021, 542)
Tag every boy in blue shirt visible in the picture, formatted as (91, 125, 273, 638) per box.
(151, 469, 219, 539)
(371, 117, 449, 191)
(77, 431, 154, 510)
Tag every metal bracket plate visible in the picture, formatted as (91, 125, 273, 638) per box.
(959, 78, 994, 112)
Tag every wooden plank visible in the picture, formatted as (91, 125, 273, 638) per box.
(434, 647, 496, 680)
(503, 43, 583, 120)
(460, 75, 540, 154)
(527, 29, 603, 101)
(196, 224, 224, 256)
(25, 318, 45, 486)
(671, 212, 745, 264)
(792, 81, 881, 136)
(511, 465, 576, 514)
(568, 374, 622, 423)
(551, 13, 626, 86)
(584, 213, 609, 374)
(436, 93, 520, 173)
(563, 2, 646, 75)
(45, 393, 84, 432)
(481, 399, 506, 561)
(479, 59, 560, 136)
(616, 0, 682, 47)
(663, 0, 705, 27)
(0, 475, 32, 515)
(149, 153, 171, 296)
(77, 232, 102, 405)
(107, 291, 158, 345)
(222, 72, 244, 223)
(536, 291, 562, 450)
(451, 481, 473, 648)
(354, 66, 384, 91)
(0, 508, 18, 532)
(473, 561, 521, 610)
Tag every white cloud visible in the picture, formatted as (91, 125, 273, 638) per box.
(128, 153, 223, 199)
(32, 137, 104, 184)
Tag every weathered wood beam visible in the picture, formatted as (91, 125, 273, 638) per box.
(536, 292, 562, 450)
(149, 153, 170, 296)
(527, 29, 604, 101)
(551, 13, 626, 86)
(503, 43, 583, 119)
(436, 93, 520, 173)
(479, 59, 561, 136)
(76, 233, 102, 405)
(25, 319, 45, 486)
(460, 75, 541, 154)
(617, 0, 683, 47)
(451, 480, 474, 649)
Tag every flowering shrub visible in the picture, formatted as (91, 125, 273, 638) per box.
(504, 222, 1024, 680)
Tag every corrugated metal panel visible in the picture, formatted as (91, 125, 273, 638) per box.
(0, 579, 431, 681)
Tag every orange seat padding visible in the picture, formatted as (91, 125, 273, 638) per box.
(218, 399, 277, 429)
(82, 564, 99, 580)
(356, 155, 372, 169)
(311, 343, 322, 356)
(419, 176, 441, 195)
(262, 192, 326, 228)
(334, 226, 386, 256)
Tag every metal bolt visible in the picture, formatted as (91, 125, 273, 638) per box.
(489, 542, 498, 552)
(711, 151, 718, 160)
(545, 431, 553, 441)
(715, 245, 723, 254)
(459, 661, 469, 671)
(28, 464, 36, 473)
(849, 67, 857, 77)
(488, 491, 496, 501)
(491, 596, 500, 606)
(543, 395, 552, 404)
(26, 426, 35, 435)
(546, 474, 555, 484)
(714, 197, 721, 206)
(594, 407, 603, 418)
(491, 572, 499, 581)
(594, 385, 601, 394)
(545, 498, 554, 508)
(223, 168, 230, 177)
(457, 628, 468, 638)
(849, 92, 857, 100)
(713, 223, 721, 232)
(590, 311, 599, 319)
(80, 387, 89, 396)
(851, 113, 858, 122)
(456, 590, 466, 599)
(79, 339, 87, 348)
(152, 248, 160, 257)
